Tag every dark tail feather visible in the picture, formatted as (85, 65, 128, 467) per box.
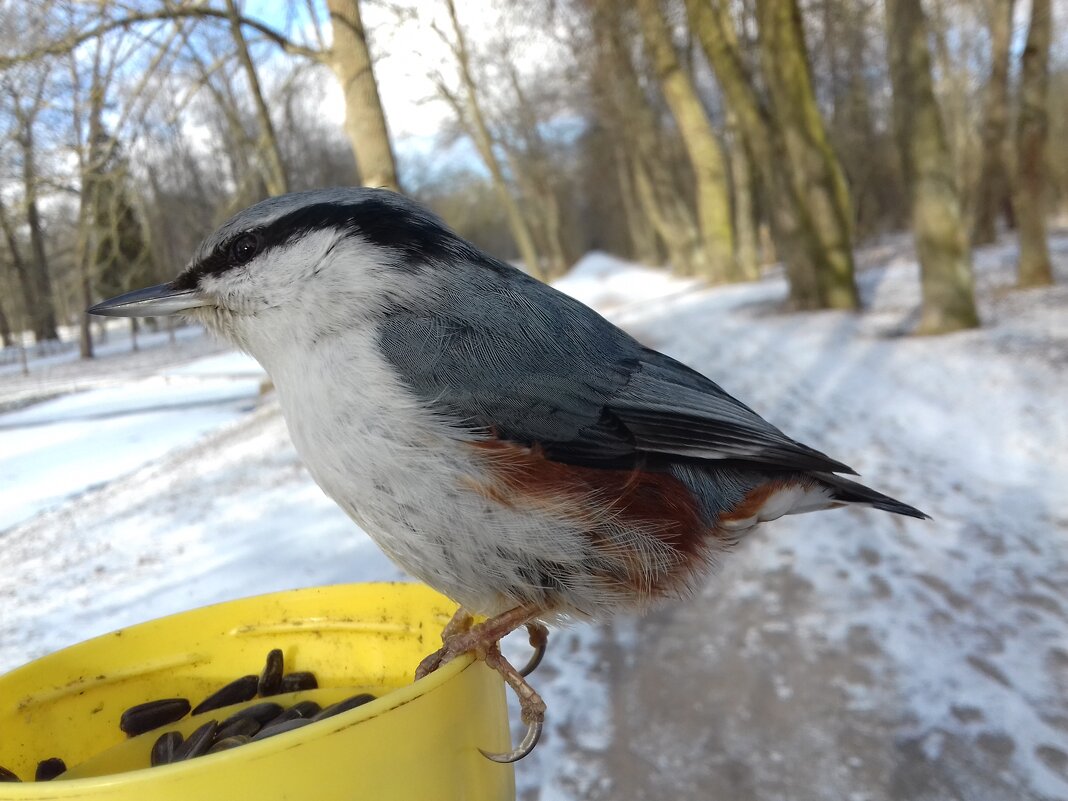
(813, 472, 929, 520)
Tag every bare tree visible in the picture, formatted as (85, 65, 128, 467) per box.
(438, 0, 541, 277)
(324, 0, 400, 191)
(725, 109, 761, 281)
(636, 0, 735, 282)
(0, 292, 12, 347)
(4, 67, 60, 342)
(1015, 0, 1054, 287)
(224, 0, 289, 195)
(686, 0, 827, 307)
(1, 1, 400, 193)
(754, 0, 858, 309)
(496, 58, 571, 277)
(593, 0, 708, 277)
(0, 194, 37, 339)
(885, 0, 980, 333)
(972, 0, 1016, 245)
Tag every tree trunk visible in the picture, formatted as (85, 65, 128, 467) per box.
(755, 0, 858, 310)
(0, 299, 11, 348)
(20, 124, 60, 343)
(615, 147, 660, 265)
(631, 156, 701, 276)
(726, 111, 761, 281)
(594, 0, 707, 276)
(885, 0, 980, 333)
(972, 0, 1016, 245)
(443, 0, 541, 277)
(636, 0, 735, 282)
(0, 195, 37, 333)
(685, 0, 824, 307)
(75, 185, 95, 359)
(1015, 0, 1054, 287)
(76, 73, 106, 361)
(503, 64, 570, 277)
(835, 1, 886, 236)
(325, 0, 401, 192)
(225, 0, 289, 196)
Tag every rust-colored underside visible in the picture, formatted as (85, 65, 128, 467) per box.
(466, 439, 719, 599)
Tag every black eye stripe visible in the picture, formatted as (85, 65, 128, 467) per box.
(171, 198, 473, 291)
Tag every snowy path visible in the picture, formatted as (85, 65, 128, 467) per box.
(0, 352, 265, 531)
(2, 237, 1067, 800)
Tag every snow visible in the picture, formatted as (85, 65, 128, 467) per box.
(0, 352, 265, 531)
(2, 237, 1068, 800)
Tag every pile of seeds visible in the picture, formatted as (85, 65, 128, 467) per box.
(0, 649, 376, 782)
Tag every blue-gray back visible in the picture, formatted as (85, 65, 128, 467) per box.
(377, 251, 853, 476)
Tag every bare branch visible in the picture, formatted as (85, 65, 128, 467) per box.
(0, 6, 322, 69)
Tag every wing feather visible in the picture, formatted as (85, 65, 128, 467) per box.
(378, 260, 854, 475)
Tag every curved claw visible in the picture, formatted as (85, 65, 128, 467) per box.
(480, 719, 543, 763)
(519, 626, 548, 678)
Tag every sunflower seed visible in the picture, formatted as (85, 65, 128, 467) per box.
(150, 731, 184, 767)
(219, 701, 284, 730)
(264, 700, 322, 728)
(0, 765, 20, 782)
(279, 671, 318, 693)
(251, 717, 312, 742)
(191, 675, 258, 715)
(34, 758, 66, 781)
(215, 716, 260, 741)
(311, 693, 375, 722)
(258, 649, 284, 696)
(120, 698, 191, 736)
(174, 720, 218, 761)
(208, 735, 251, 754)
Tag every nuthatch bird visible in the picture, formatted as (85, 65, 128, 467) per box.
(91, 188, 925, 761)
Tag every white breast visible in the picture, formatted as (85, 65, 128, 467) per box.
(258, 322, 619, 617)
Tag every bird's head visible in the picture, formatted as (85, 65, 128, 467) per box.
(89, 187, 466, 358)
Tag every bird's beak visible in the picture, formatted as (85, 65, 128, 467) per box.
(88, 284, 209, 318)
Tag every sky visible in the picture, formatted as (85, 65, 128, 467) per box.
(244, 0, 566, 155)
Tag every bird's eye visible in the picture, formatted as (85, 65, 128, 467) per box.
(229, 233, 261, 265)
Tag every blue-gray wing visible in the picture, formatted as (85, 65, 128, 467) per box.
(378, 264, 853, 475)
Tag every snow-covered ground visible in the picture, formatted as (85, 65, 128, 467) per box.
(2, 237, 1067, 800)
(0, 351, 264, 530)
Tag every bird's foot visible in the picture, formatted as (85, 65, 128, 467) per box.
(414, 605, 547, 762)
(415, 606, 475, 680)
(479, 641, 545, 763)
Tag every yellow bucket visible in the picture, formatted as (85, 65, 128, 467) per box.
(0, 583, 515, 800)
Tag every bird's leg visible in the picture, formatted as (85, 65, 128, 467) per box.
(519, 621, 549, 677)
(415, 606, 475, 680)
(479, 641, 546, 763)
(413, 605, 548, 761)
